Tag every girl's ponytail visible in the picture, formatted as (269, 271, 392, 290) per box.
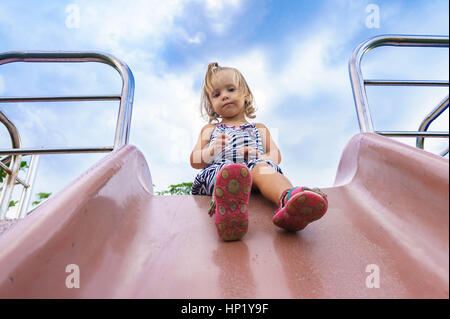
(207, 62, 219, 70)
(201, 63, 221, 123)
(206, 62, 219, 79)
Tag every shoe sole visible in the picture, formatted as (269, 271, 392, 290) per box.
(214, 164, 252, 241)
(272, 190, 327, 231)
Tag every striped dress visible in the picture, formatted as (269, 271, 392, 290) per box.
(191, 122, 283, 195)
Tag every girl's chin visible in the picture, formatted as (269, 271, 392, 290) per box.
(221, 112, 239, 118)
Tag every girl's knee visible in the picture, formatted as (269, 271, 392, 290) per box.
(251, 162, 276, 176)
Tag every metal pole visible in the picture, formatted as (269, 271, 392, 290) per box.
(0, 51, 135, 218)
(0, 155, 21, 219)
(17, 155, 40, 218)
(416, 95, 449, 149)
(0, 51, 135, 150)
(0, 146, 114, 156)
(349, 34, 449, 133)
(0, 110, 22, 219)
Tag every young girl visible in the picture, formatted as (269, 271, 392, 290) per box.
(190, 62, 328, 241)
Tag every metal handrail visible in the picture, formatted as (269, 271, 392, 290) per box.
(0, 146, 114, 156)
(349, 34, 449, 154)
(0, 161, 29, 187)
(0, 110, 21, 150)
(416, 95, 449, 149)
(0, 153, 39, 219)
(0, 51, 135, 150)
(0, 110, 23, 218)
(0, 111, 39, 219)
(0, 95, 121, 103)
(364, 80, 449, 86)
(16, 155, 40, 218)
(0, 51, 135, 218)
(0, 155, 29, 187)
(375, 131, 448, 137)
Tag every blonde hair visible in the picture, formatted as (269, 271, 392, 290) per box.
(200, 62, 256, 123)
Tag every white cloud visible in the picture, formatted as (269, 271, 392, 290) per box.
(223, 49, 275, 116)
(199, 0, 243, 34)
(78, 0, 186, 48)
(73, 0, 245, 51)
(185, 32, 205, 44)
(126, 63, 206, 188)
(204, 0, 242, 13)
(279, 33, 349, 99)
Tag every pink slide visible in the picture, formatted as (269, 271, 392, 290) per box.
(0, 132, 448, 298)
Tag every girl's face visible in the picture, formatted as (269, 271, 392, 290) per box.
(209, 69, 246, 120)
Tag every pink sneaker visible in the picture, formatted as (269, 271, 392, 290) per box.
(210, 164, 252, 241)
(272, 186, 328, 231)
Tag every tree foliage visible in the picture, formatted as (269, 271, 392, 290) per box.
(153, 182, 192, 195)
(32, 192, 52, 206)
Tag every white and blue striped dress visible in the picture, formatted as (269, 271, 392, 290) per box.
(191, 122, 283, 195)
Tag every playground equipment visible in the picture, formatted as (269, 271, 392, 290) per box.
(0, 35, 448, 298)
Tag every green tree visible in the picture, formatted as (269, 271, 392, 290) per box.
(153, 182, 192, 195)
(32, 192, 52, 206)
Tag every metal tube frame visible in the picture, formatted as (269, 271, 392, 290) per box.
(0, 109, 22, 218)
(416, 95, 449, 150)
(17, 155, 40, 218)
(0, 51, 135, 219)
(349, 34, 449, 155)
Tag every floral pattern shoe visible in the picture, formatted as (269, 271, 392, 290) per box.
(272, 186, 328, 231)
(208, 164, 252, 241)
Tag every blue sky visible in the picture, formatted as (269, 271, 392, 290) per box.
(0, 0, 448, 212)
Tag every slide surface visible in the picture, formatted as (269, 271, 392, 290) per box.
(0, 133, 448, 298)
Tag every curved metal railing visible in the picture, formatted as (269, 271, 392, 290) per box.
(349, 34, 449, 155)
(416, 95, 449, 156)
(0, 111, 40, 219)
(0, 51, 135, 152)
(0, 51, 135, 219)
(0, 110, 23, 218)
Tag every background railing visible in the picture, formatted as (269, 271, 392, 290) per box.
(349, 34, 449, 156)
(0, 51, 135, 219)
(416, 95, 449, 156)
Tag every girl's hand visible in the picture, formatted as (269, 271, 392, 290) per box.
(237, 146, 259, 161)
(209, 133, 231, 156)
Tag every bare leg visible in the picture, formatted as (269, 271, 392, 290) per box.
(251, 162, 293, 206)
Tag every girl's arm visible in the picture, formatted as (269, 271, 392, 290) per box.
(190, 124, 216, 169)
(255, 123, 282, 164)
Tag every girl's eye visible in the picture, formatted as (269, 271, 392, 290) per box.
(213, 92, 220, 98)
(228, 87, 235, 92)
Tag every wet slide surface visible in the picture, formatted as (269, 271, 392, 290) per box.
(0, 133, 448, 298)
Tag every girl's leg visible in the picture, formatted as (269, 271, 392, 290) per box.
(251, 162, 293, 205)
(251, 162, 328, 232)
